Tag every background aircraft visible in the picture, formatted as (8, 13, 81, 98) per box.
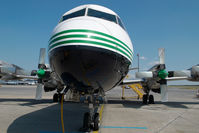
(122, 48, 199, 104)
(0, 60, 37, 81)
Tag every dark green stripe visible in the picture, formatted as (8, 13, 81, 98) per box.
(50, 34, 87, 44)
(49, 34, 133, 58)
(49, 29, 133, 55)
(49, 40, 132, 61)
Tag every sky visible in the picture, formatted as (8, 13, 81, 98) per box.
(0, 0, 199, 84)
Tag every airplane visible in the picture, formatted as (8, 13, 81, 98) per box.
(123, 49, 199, 104)
(34, 4, 134, 131)
(22, 4, 199, 131)
(0, 60, 37, 81)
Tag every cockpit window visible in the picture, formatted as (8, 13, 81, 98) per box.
(60, 8, 86, 22)
(87, 8, 117, 24)
(117, 16, 125, 30)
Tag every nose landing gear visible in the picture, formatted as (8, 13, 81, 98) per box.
(80, 95, 101, 132)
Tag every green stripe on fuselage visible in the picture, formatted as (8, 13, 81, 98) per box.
(49, 34, 133, 58)
(49, 29, 133, 56)
(48, 39, 132, 61)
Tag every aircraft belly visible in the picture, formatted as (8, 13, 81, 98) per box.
(49, 45, 130, 93)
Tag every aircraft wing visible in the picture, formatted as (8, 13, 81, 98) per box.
(165, 76, 189, 81)
(1, 74, 14, 80)
(0, 73, 38, 80)
(120, 76, 188, 86)
(119, 79, 144, 86)
(15, 75, 38, 80)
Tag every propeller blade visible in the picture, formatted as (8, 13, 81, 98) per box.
(135, 71, 153, 78)
(38, 48, 46, 68)
(35, 83, 43, 100)
(160, 85, 168, 102)
(160, 79, 168, 102)
(159, 48, 165, 64)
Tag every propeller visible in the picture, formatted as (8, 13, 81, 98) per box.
(35, 48, 46, 100)
(158, 48, 168, 102)
(135, 48, 168, 102)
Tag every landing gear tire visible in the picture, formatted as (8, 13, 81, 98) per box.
(148, 95, 154, 104)
(80, 95, 100, 132)
(93, 113, 99, 131)
(81, 112, 91, 132)
(143, 94, 148, 104)
(53, 93, 58, 102)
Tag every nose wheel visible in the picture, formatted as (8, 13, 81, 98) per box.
(81, 112, 99, 131)
(93, 113, 99, 130)
(80, 95, 100, 132)
(83, 112, 91, 131)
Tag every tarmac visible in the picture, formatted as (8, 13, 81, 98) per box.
(0, 85, 199, 133)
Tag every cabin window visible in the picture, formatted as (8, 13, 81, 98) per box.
(117, 16, 125, 30)
(87, 8, 117, 24)
(61, 8, 86, 22)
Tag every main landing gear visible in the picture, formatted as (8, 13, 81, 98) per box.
(80, 95, 100, 132)
(53, 93, 64, 102)
(142, 94, 154, 104)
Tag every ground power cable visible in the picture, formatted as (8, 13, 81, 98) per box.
(61, 94, 65, 133)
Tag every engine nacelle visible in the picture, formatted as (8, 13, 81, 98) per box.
(190, 65, 199, 81)
(43, 80, 57, 92)
(43, 71, 64, 92)
(141, 79, 161, 93)
(151, 88, 160, 93)
(44, 85, 56, 92)
(168, 65, 199, 81)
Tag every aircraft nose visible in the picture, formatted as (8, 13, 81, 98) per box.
(49, 19, 114, 51)
(52, 18, 112, 37)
